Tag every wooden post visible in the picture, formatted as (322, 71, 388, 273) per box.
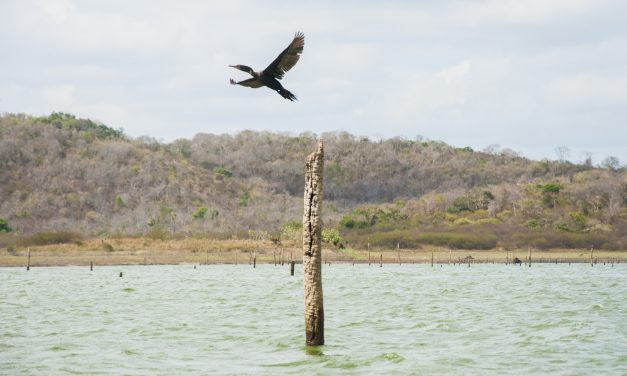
(26, 248, 31, 271)
(274, 250, 277, 266)
(90, 261, 93, 271)
(590, 247, 594, 267)
(380, 253, 383, 267)
(291, 260, 295, 276)
(119, 272, 123, 277)
(449, 250, 452, 265)
(431, 252, 434, 267)
(235, 251, 238, 265)
(397, 242, 401, 266)
(368, 243, 371, 266)
(253, 250, 256, 268)
(303, 140, 324, 346)
(528, 247, 532, 267)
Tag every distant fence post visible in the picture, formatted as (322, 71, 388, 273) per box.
(303, 140, 324, 346)
(26, 248, 31, 271)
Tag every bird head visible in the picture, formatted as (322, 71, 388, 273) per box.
(229, 64, 254, 75)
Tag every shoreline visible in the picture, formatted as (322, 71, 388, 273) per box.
(1, 237, 625, 267)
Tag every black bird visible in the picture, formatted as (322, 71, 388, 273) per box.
(229, 31, 304, 101)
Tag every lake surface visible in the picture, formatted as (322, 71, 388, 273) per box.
(1, 264, 626, 375)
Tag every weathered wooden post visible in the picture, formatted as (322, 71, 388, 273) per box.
(528, 247, 532, 267)
(291, 260, 295, 276)
(380, 253, 383, 267)
(431, 252, 434, 267)
(274, 250, 277, 266)
(26, 248, 31, 271)
(590, 247, 594, 267)
(253, 250, 257, 268)
(90, 261, 93, 271)
(397, 242, 401, 266)
(303, 140, 324, 346)
(368, 242, 371, 266)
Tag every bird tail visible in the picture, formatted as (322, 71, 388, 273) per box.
(279, 88, 297, 101)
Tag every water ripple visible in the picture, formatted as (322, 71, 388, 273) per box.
(1, 264, 626, 375)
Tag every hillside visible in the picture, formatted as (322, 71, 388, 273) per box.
(0, 113, 302, 237)
(0, 113, 625, 250)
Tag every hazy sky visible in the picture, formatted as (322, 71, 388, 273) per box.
(1, 0, 625, 163)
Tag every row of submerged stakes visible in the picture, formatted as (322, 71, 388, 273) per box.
(22, 244, 620, 270)
(20, 141, 621, 346)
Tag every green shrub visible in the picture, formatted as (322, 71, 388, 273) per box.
(322, 228, 342, 247)
(448, 189, 494, 213)
(569, 211, 586, 230)
(360, 229, 497, 250)
(510, 230, 614, 250)
(0, 218, 11, 233)
(213, 166, 232, 177)
(239, 191, 250, 207)
(19, 231, 82, 246)
(542, 183, 561, 193)
(524, 219, 540, 229)
(453, 218, 474, 226)
(280, 220, 302, 242)
(192, 207, 208, 219)
(115, 195, 126, 208)
(340, 215, 356, 228)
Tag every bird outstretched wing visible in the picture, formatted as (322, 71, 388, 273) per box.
(263, 31, 305, 80)
(232, 77, 264, 88)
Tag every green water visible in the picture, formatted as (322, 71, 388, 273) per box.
(1, 264, 626, 375)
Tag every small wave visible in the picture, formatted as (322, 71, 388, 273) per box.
(376, 352, 405, 363)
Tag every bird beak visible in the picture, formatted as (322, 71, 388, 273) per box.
(228, 65, 235, 68)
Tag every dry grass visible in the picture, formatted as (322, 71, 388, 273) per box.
(0, 237, 625, 267)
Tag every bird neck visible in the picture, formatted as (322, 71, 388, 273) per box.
(241, 65, 256, 76)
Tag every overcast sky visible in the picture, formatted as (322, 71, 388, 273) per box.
(1, 0, 625, 163)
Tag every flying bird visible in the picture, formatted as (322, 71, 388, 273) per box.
(229, 31, 305, 101)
